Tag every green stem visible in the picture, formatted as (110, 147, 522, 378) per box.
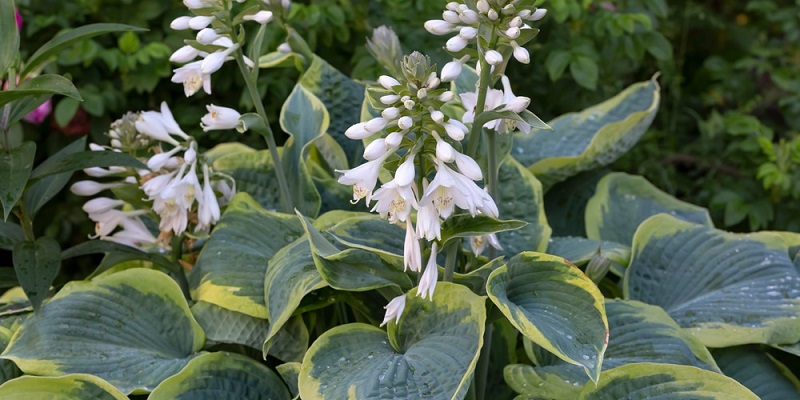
(475, 322, 494, 400)
(15, 202, 35, 242)
(486, 131, 499, 260)
(233, 51, 294, 213)
(466, 33, 499, 159)
(170, 235, 191, 300)
(443, 240, 459, 282)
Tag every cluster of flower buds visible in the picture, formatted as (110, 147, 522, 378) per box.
(425, 0, 547, 66)
(168, 0, 291, 97)
(338, 52, 499, 308)
(71, 103, 236, 250)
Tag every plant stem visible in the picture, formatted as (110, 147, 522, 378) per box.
(15, 203, 35, 242)
(443, 240, 459, 282)
(476, 322, 494, 400)
(170, 234, 191, 300)
(233, 51, 294, 213)
(486, 131, 499, 260)
(466, 33, 499, 159)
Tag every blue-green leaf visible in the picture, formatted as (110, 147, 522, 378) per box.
(12, 237, 60, 311)
(0, 141, 35, 220)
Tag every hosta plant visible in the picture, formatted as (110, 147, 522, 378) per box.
(0, 0, 799, 399)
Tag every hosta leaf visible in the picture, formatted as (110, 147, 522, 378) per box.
(299, 283, 485, 400)
(546, 236, 630, 277)
(512, 77, 660, 187)
(276, 362, 301, 398)
(12, 237, 60, 311)
(280, 83, 328, 217)
(578, 362, 758, 399)
(189, 193, 304, 318)
(60, 239, 178, 275)
(506, 299, 720, 399)
(1, 268, 204, 394)
(263, 237, 326, 357)
(298, 212, 412, 292)
(0, 141, 35, 220)
(543, 170, 609, 237)
(440, 214, 528, 247)
(487, 252, 608, 382)
(496, 156, 552, 256)
(713, 346, 800, 400)
(0, 374, 127, 400)
(625, 214, 800, 347)
(190, 301, 308, 362)
(299, 55, 365, 166)
(209, 143, 282, 211)
(585, 172, 713, 245)
(148, 352, 290, 400)
(326, 213, 405, 266)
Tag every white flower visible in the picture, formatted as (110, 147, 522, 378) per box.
(437, 91, 455, 102)
(363, 138, 388, 160)
(380, 294, 407, 327)
(136, 102, 189, 145)
(403, 220, 422, 272)
(530, 8, 547, 21)
(424, 20, 456, 35)
(277, 42, 292, 53)
(381, 107, 400, 119)
(201, 104, 241, 131)
(380, 94, 400, 105)
(395, 156, 416, 187)
(103, 217, 158, 248)
(500, 75, 530, 112)
(365, 117, 388, 133)
(487, 9, 499, 20)
(201, 44, 239, 75)
(459, 9, 479, 24)
(142, 170, 178, 197)
(344, 123, 373, 140)
(477, 0, 490, 14)
(454, 151, 483, 181)
(378, 75, 401, 90)
(485, 50, 503, 65)
(83, 166, 126, 177)
(172, 61, 212, 97)
(196, 164, 221, 231)
(504, 27, 521, 40)
(418, 242, 439, 300)
(443, 119, 468, 141)
(397, 116, 413, 131)
(188, 15, 215, 30)
(170, 16, 192, 30)
(416, 200, 441, 241)
(170, 45, 200, 63)
(436, 138, 455, 163)
(336, 150, 394, 204)
(446, 35, 468, 52)
(441, 60, 463, 82)
(82, 197, 125, 215)
(196, 28, 219, 45)
(147, 145, 184, 171)
(511, 41, 530, 64)
(459, 26, 477, 40)
(243, 10, 274, 24)
(70, 181, 125, 196)
(385, 132, 404, 147)
(422, 161, 497, 218)
(470, 233, 502, 256)
(442, 10, 460, 24)
(371, 180, 417, 223)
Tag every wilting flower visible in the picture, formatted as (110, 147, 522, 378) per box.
(380, 294, 407, 326)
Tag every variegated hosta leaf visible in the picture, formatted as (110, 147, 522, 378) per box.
(1, 269, 204, 394)
(505, 299, 720, 399)
(279, 83, 329, 217)
(149, 352, 290, 400)
(543, 170, 609, 237)
(263, 237, 325, 357)
(496, 157, 552, 257)
(326, 213, 405, 267)
(189, 193, 305, 318)
(299, 283, 485, 400)
(585, 172, 713, 245)
(512, 77, 660, 188)
(207, 143, 283, 211)
(487, 252, 608, 382)
(190, 301, 308, 363)
(0, 374, 127, 400)
(713, 346, 800, 400)
(578, 362, 758, 399)
(546, 236, 630, 277)
(297, 212, 412, 292)
(277, 362, 301, 398)
(299, 55, 365, 166)
(625, 214, 800, 347)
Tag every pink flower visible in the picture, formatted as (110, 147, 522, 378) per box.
(23, 99, 52, 125)
(15, 9, 22, 30)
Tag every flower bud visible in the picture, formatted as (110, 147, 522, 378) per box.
(188, 15, 214, 30)
(243, 10, 274, 24)
(441, 60, 463, 82)
(586, 252, 610, 284)
(485, 50, 503, 65)
(403, 99, 416, 110)
(385, 132, 403, 147)
(201, 50, 228, 74)
(477, 0, 490, 14)
(431, 110, 444, 124)
(530, 8, 548, 21)
(365, 117, 388, 133)
(504, 26, 520, 39)
(459, 26, 477, 40)
(397, 116, 413, 130)
(416, 88, 427, 99)
(345, 122, 372, 140)
(455, 152, 482, 180)
(378, 75, 401, 90)
(424, 20, 455, 35)
(442, 10, 460, 24)
(446, 35, 468, 52)
(459, 10, 479, 24)
(395, 157, 416, 187)
(170, 16, 192, 30)
(437, 91, 455, 102)
(510, 16, 523, 27)
(363, 138, 388, 160)
(277, 42, 292, 53)
(170, 45, 200, 63)
(70, 181, 122, 196)
(82, 197, 125, 215)
(436, 139, 455, 163)
(512, 41, 530, 64)
(196, 28, 219, 45)
(488, 9, 499, 20)
(380, 94, 400, 105)
(444, 121, 466, 141)
(381, 107, 400, 119)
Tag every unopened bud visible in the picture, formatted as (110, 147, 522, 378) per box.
(586, 251, 611, 284)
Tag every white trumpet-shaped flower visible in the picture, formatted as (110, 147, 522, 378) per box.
(371, 180, 417, 223)
(336, 149, 395, 204)
(171, 61, 212, 97)
(201, 104, 241, 131)
(404, 220, 422, 272)
(380, 294, 407, 327)
(418, 242, 439, 300)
